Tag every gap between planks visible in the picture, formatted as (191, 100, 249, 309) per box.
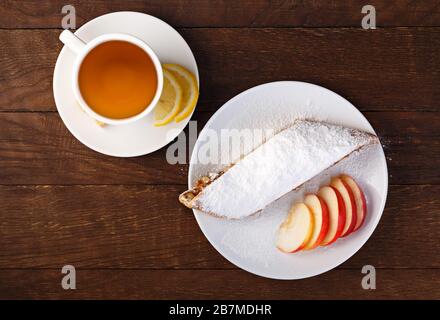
(0, 267, 438, 271)
(3, 26, 440, 30)
(1, 109, 440, 113)
(0, 184, 438, 187)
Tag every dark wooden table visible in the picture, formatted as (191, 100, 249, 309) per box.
(0, 0, 439, 299)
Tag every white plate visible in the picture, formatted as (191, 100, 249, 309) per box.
(189, 81, 388, 280)
(53, 12, 199, 157)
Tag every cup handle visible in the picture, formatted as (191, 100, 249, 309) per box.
(59, 29, 86, 54)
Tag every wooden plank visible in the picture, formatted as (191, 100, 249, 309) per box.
(0, 111, 439, 185)
(0, 185, 225, 269)
(1, 28, 440, 112)
(0, 185, 438, 269)
(0, 269, 438, 299)
(1, 0, 440, 28)
(0, 112, 189, 185)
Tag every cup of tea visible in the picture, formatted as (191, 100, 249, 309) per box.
(59, 30, 163, 125)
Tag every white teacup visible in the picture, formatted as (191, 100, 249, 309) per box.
(59, 30, 163, 125)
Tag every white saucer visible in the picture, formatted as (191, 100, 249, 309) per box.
(53, 12, 199, 157)
(189, 81, 388, 280)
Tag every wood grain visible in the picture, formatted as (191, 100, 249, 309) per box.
(0, 111, 439, 185)
(0, 269, 438, 300)
(0, 184, 438, 269)
(1, 1, 439, 300)
(0, 112, 189, 185)
(1, 28, 440, 112)
(1, 0, 440, 28)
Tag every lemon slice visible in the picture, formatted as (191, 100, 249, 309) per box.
(163, 64, 199, 122)
(153, 69, 183, 126)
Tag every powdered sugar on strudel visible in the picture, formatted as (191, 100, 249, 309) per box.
(179, 120, 379, 219)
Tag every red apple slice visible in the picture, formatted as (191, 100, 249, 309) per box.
(330, 177, 357, 237)
(276, 203, 314, 253)
(303, 194, 329, 249)
(318, 186, 346, 246)
(340, 175, 367, 232)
